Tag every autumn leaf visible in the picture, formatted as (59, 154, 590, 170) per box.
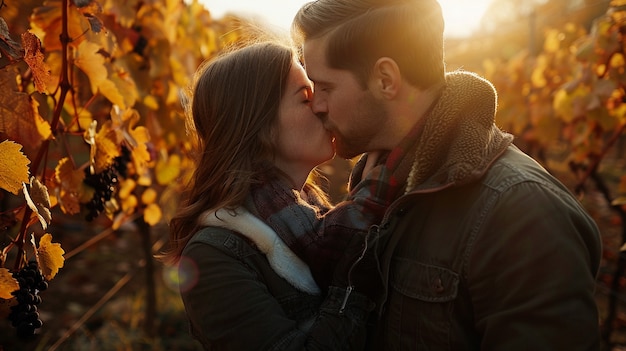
(23, 177, 52, 230)
(0, 268, 19, 299)
(21, 31, 50, 93)
(121, 194, 137, 213)
(74, 40, 108, 92)
(54, 157, 86, 214)
(94, 123, 120, 173)
(108, 69, 138, 109)
(155, 154, 181, 185)
(29, 0, 91, 52)
(0, 67, 50, 154)
(141, 188, 157, 205)
(0, 17, 23, 66)
(110, 107, 151, 173)
(143, 203, 162, 226)
(84, 120, 119, 174)
(0, 140, 30, 195)
(37, 233, 65, 280)
(118, 178, 136, 199)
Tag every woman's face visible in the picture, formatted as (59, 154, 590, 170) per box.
(274, 60, 335, 184)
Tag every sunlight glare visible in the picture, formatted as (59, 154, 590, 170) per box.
(197, 0, 493, 38)
(438, 0, 492, 37)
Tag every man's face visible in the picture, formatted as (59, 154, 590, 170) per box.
(303, 36, 386, 159)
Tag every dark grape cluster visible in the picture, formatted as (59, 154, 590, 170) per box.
(9, 260, 47, 339)
(84, 145, 132, 221)
(84, 167, 118, 221)
(113, 145, 131, 178)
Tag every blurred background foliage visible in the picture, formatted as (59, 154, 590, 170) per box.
(2, 0, 626, 350)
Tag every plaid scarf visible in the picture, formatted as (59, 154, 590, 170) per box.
(249, 114, 429, 289)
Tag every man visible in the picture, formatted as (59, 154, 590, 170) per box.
(291, 0, 602, 349)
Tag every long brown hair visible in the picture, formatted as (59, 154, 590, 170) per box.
(164, 41, 316, 264)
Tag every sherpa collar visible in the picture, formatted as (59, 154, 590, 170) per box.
(405, 70, 514, 192)
(199, 207, 321, 295)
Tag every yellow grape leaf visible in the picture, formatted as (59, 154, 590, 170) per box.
(95, 124, 120, 173)
(54, 157, 86, 215)
(30, 0, 90, 52)
(37, 233, 65, 280)
(23, 177, 52, 230)
(74, 40, 108, 93)
(610, 53, 625, 69)
(21, 31, 51, 94)
(84, 120, 119, 174)
(118, 178, 136, 199)
(0, 140, 30, 195)
(155, 154, 181, 185)
(144, 203, 162, 226)
(0, 268, 19, 299)
(110, 107, 151, 173)
(74, 42, 137, 109)
(0, 68, 49, 153)
(141, 188, 157, 205)
(121, 194, 137, 213)
(111, 107, 142, 148)
(143, 95, 159, 110)
(109, 70, 138, 110)
(32, 99, 52, 141)
(553, 86, 589, 123)
(98, 79, 126, 109)
(55, 157, 84, 190)
(0, 297, 17, 319)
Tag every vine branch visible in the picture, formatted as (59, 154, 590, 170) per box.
(13, 0, 73, 271)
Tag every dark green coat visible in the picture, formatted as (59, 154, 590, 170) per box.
(180, 227, 373, 350)
(360, 71, 602, 350)
(370, 146, 601, 350)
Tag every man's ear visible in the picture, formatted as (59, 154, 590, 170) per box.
(369, 57, 401, 99)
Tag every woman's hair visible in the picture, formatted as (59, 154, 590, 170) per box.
(164, 41, 329, 264)
(292, 0, 445, 89)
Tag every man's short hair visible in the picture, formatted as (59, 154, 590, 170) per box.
(292, 0, 446, 89)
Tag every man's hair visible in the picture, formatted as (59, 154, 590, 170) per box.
(292, 0, 445, 89)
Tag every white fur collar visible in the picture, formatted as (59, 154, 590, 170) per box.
(198, 207, 321, 295)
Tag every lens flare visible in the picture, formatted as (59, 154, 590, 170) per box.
(162, 256, 199, 293)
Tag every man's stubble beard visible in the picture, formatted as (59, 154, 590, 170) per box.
(333, 94, 387, 160)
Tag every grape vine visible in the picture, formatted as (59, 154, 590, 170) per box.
(0, 0, 249, 343)
(9, 260, 47, 339)
(0, 0, 622, 347)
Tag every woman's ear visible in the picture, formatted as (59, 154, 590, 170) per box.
(369, 57, 401, 99)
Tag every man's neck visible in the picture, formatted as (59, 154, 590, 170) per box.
(388, 82, 444, 145)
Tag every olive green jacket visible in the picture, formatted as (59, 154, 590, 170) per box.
(364, 71, 602, 350)
(180, 222, 373, 350)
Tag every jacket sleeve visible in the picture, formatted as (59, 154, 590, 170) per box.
(468, 180, 602, 350)
(180, 238, 374, 351)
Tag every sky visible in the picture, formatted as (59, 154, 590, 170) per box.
(197, 0, 493, 38)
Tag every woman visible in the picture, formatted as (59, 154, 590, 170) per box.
(165, 40, 404, 350)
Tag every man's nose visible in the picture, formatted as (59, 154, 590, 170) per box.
(310, 95, 327, 116)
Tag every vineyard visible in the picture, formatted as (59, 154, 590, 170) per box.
(0, 0, 626, 350)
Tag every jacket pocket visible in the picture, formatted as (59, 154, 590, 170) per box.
(392, 258, 459, 302)
(385, 258, 459, 350)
